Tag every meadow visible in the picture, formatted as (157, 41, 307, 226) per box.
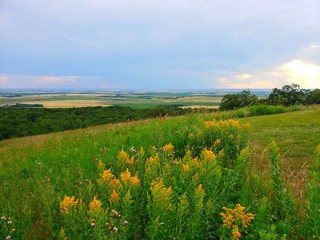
(0, 106, 319, 239)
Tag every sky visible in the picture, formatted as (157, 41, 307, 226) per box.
(0, 0, 320, 90)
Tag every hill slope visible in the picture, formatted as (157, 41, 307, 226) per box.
(0, 107, 319, 239)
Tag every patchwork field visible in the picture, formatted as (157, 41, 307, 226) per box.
(0, 90, 241, 109)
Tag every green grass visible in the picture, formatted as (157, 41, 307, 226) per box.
(245, 107, 320, 199)
(247, 107, 320, 164)
(0, 106, 319, 239)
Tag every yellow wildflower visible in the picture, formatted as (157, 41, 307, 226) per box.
(149, 178, 173, 214)
(129, 176, 140, 185)
(163, 143, 174, 155)
(232, 226, 241, 240)
(204, 119, 242, 129)
(110, 190, 120, 205)
(220, 204, 254, 235)
(120, 168, 140, 186)
(183, 150, 192, 161)
(182, 163, 190, 173)
(151, 178, 172, 198)
(126, 156, 135, 165)
(147, 155, 159, 165)
(204, 120, 219, 128)
(97, 160, 105, 171)
(213, 138, 221, 147)
(88, 196, 102, 214)
(220, 211, 235, 227)
(202, 148, 216, 161)
(120, 168, 131, 184)
(118, 149, 129, 162)
(196, 184, 205, 195)
(192, 172, 199, 180)
(100, 169, 114, 182)
(139, 146, 145, 154)
(60, 196, 79, 215)
(109, 178, 121, 189)
(192, 157, 201, 168)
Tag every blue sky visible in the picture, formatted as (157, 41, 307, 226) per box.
(1, 0, 320, 89)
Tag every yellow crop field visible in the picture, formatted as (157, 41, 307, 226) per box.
(163, 96, 222, 103)
(21, 100, 111, 108)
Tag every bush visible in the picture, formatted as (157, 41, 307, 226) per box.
(247, 105, 286, 116)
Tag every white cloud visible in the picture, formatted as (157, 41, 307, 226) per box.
(216, 59, 320, 89)
(279, 59, 320, 88)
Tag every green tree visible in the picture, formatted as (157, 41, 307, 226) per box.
(304, 89, 320, 105)
(219, 90, 258, 111)
(267, 84, 306, 106)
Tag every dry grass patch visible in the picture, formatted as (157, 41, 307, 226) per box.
(21, 100, 112, 108)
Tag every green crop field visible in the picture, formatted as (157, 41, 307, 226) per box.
(0, 107, 319, 239)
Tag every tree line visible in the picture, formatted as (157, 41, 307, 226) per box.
(0, 105, 193, 140)
(220, 84, 320, 111)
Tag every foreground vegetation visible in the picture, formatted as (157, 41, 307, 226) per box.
(1, 107, 319, 239)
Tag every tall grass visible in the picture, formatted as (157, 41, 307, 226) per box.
(215, 104, 302, 120)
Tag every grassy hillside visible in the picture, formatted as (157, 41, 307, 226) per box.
(246, 107, 320, 199)
(0, 107, 319, 239)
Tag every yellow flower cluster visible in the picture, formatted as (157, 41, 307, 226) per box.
(213, 138, 221, 147)
(196, 184, 205, 195)
(145, 155, 160, 177)
(60, 196, 79, 215)
(88, 196, 102, 214)
(100, 169, 114, 181)
(202, 148, 217, 161)
(204, 119, 242, 129)
(191, 157, 201, 168)
(147, 155, 159, 165)
(150, 178, 172, 202)
(148, 178, 173, 216)
(110, 190, 120, 205)
(129, 176, 140, 185)
(163, 143, 174, 155)
(117, 149, 129, 162)
(120, 168, 140, 186)
(126, 156, 135, 165)
(97, 160, 106, 172)
(98, 169, 121, 190)
(232, 225, 241, 240)
(220, 204, 254, 239)
(182, 163, 190, 173)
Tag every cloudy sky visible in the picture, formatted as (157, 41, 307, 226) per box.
(1, 0, 320, 89)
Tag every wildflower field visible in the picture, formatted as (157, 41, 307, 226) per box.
(0, 107, 320, 239)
